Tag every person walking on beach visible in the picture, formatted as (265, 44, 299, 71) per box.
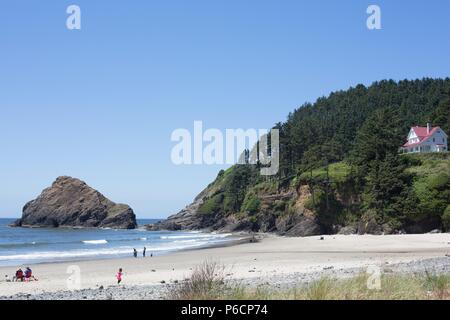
(133, 248, 137, 258)
(143, 247, 146, 258)
(116, 268, 123, 284)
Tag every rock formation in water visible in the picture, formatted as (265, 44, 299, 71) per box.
(12, 176, 137, 229)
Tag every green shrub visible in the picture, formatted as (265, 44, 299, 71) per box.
(168, 260, 225, 300)
(223, 194, 237, 213)
(304, 278, 334, 300)
(299, 162, 352, 184)
(428, 174, 450, 190)
(442, 206, 450, 231)
(304, 189, 325, 211)
(425, 272, 449, 300)
(198, 194, 224, 215)
(273, 200, 286, 212)
(220, 165, 257, 213)
(414, 173, 450, 220)
(242, 194, 261, 215)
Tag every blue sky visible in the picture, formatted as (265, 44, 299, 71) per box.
(1, 0, 450, 218)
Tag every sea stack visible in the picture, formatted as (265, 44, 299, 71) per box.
(12, 176, 137, 229)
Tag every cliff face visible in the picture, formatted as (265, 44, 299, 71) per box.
(146, 182, 221, 231)
(148, 187, 323, 237)
(13, 176, 137, 229)
(149, 154, 450, 236)
(147, 166, 324, 237)
(151, 79, 450, 235)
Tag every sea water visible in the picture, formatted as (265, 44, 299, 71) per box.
(0, 218, 234, 267)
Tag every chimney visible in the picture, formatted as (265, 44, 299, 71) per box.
(427, 123, 432, 134)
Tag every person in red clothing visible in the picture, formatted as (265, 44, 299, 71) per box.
(13, 268, 24, 282)
(24, 267, 37, 282)
(116, 268, 123, 284)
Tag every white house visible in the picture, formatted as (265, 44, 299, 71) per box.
(401, 123, 448, 154)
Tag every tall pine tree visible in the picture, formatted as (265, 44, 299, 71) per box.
(351, 108, 416, 227)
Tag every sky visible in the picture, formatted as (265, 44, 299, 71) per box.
(1, 0, 450, 218)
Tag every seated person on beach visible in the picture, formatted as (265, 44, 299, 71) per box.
(13, 268, 24, 282)
(24, 267, 37, 282)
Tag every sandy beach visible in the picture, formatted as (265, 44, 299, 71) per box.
(1, 233, 449, 299)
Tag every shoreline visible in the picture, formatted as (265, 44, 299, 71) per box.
(0, 232, 253, 268)
(0, 233, 449, 299)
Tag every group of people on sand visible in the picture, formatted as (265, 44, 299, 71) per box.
(116, 247, 154, 285)
(12, 267, 37, 282)
(133, 247, 152, 258)
(119, 247, 154, 285)
(10, 265, 122, 286)
(8, 250, 149, 286)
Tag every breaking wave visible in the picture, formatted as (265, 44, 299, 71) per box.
(82, 240, 108, 245)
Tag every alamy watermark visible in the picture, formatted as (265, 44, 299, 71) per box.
(367, 5, 382, 30)
(366, 265, 381, 290)
(64, 5, 381, 31)
(171, 121, 279, 175)
(66, 5, 81, 30)
(66, 265, 81, 291)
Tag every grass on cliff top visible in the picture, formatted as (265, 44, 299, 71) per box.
(404, 153, 450, 221)
(297, 153, 450, 185)
(405, 152, 450, 177)
(299, 162, 352, 184)
(169, 261, 450, 300)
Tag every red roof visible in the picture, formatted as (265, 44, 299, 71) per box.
(403, 126, 441, 147)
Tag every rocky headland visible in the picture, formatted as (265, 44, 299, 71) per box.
(12, 176, 137, 229)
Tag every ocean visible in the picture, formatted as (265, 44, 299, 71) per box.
(0, 218, 234, 267)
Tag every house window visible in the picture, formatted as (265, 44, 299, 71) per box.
(433, 138, 435, 142)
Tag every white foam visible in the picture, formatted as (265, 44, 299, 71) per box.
(173, 239, 200, 243)
(82, 240, 108, 245)
(160, 233, 232, 240)
(0, 248, 132, 261)
(0, 232, 235, 265)
(0, 241, 209, 262)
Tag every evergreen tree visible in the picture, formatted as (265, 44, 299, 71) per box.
(362, 153, 415, 226)
(194, 78, 450, 232)
(350, 107, 404, 172)
(432, 97, 450, 133)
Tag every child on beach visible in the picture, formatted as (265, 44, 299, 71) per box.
(116, 268, 123, 284)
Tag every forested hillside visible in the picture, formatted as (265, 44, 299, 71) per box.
(153, 78, 450, 235)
